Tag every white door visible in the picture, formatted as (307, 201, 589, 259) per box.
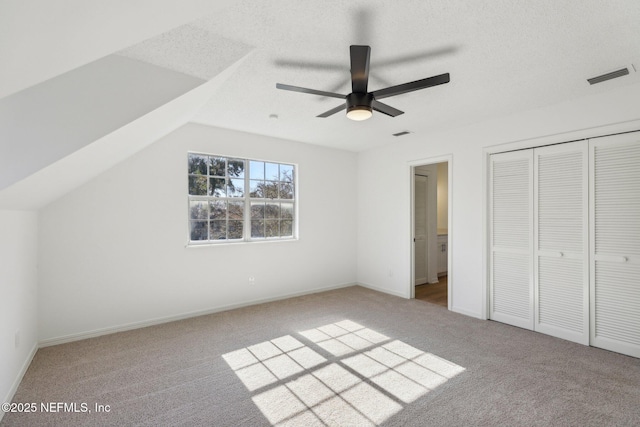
(489, 150, 534, 330)
(590, 132, 640, 358)
(414, 174, 428, 285)
(534, 141, 589, 344)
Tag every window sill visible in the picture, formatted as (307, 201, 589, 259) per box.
(185, 237, 299, 248)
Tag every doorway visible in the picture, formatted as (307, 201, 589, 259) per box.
(411, 158, 451, 308)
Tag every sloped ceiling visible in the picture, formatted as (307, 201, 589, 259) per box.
(0, 0, 226, 99)
(1, 0, 639, 208)
(0, 55, 250, 210)
(0, 56, 205, 190)
(0, 1, 253, 208)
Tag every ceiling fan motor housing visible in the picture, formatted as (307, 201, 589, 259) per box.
(346, 92, 373, 113)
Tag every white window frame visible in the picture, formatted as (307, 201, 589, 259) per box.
(187, 152, 297, 245)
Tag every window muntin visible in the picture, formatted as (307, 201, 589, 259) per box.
(188, 153, 295, 244)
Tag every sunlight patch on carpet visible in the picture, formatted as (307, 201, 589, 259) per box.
(222, 320, 465, 426)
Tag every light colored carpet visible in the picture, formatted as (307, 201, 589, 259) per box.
(2, 285, 639, 426)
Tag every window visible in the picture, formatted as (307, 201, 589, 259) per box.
(188, 153, 296, 244)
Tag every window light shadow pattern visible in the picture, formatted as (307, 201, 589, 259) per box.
(222, 320, 465, 426)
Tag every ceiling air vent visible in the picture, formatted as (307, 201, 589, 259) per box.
(393, 131, 411, 137)
(587, 67, 630, 85)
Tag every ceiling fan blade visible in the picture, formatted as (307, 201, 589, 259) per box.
(350, 45, 371, 93)
(316, 74, 391, 101)
(274, 59, 344, 71)
(374, 46, 458, 68)
(309, 78, 351, 101)
(317, 104, 347, 118)
(370, 73, 394, 90)
(276, 83, 345, 99)
(371, 73, 450, 100)
(371, 100, 404, 117)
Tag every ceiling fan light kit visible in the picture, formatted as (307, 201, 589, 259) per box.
(346, 107, 373, 121)
(346, 92, 373, 121)
(276, 45, 450, 121)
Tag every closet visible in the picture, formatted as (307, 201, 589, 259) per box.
(489, 132, 640, 358)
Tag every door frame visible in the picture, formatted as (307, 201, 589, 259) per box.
(409, 155, 453, 309)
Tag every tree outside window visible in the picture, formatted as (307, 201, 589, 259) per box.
(188, 153, 296, 244)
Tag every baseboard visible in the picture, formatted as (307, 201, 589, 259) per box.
(356, 282, 407, 299)
(39, 282, 357, 348)
(451, 305, 483, 319)
(1, 342, 38, 423)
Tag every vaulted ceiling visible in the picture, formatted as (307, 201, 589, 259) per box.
(1, 0, 639, 206)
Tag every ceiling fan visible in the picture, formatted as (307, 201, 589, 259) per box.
(276, 45, 450, 121)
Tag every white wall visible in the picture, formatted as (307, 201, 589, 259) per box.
(38, 124, 357, 343)
(357, 82, 640, 317)
(0, 210, 38, 415)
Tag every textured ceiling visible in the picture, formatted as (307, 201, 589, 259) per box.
(118, 24, 252, 81)
(7, 0, 640, 153)
(173, 0, 640, 151)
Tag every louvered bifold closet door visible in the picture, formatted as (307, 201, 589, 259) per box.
(590, 132, 640, 358)
(490, 150, 534, 330)
(534, 142, 589, 344)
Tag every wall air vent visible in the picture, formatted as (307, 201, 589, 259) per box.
(587, 67, 630, 85)
(393, 131, 411, 137)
